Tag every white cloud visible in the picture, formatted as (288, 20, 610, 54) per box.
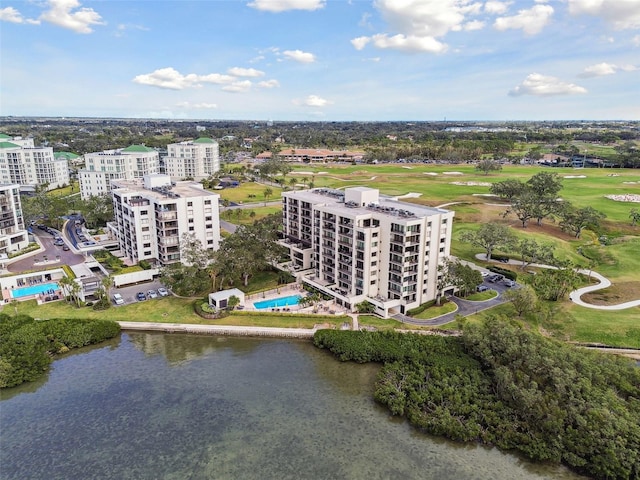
(463, 19, 485, 31)
(494, 4, 553, 35)
(351, 36, 371, 50)
(133, 68, 236, 90)
(258, 79, 280, 88)
(176, 102, 218, 109)
(247, 0, 325, 12)
(293, 94, 331, 107)
(39, 0, 105, 34)
(227, 67, 265, 77)
(634, 35, 640, 47)
(509, 73, 587, 96)
(580, 62, 638, 77)
(222, 80, 252, 93)
(568, 0, 640, 30)
(484, 1, 511, 15)
(282, 49, 316, 63)
(366, 33, 448, 53)
(350, 0, 485, 54)
(0, 6, 40, 25)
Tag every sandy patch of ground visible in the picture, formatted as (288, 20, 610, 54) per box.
(396, 192, 422, 199)
(295, 171, 314, 175)
(443, 171, 464, 175)
(317, 171, 328, 174)
(623, 181, 639, 185)
(472, 193, 499, 197)
(605, 194, 640, 203)
(402, 166, 413, 169)
(582, 281, 640, 305)
(450, 181, 492, 187)
(423, 172, 438, 176)
(563, 175, 587, 179)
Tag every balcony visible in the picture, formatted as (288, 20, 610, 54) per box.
(158, 235, 179, 246)
(157, 211, 177, 221)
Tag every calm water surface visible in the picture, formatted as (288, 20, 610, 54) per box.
(1, 332, 586, 480)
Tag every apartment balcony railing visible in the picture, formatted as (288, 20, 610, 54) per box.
(156, 211, 178, 221)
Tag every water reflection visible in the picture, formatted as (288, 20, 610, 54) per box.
(1, 333, 586, 480)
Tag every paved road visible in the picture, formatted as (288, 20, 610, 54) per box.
(8, 229, 84, 273)
(111, 278, 169, 306)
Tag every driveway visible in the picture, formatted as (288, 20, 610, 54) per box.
(8, 229, 84, 273)
(111, 278, 170, 306)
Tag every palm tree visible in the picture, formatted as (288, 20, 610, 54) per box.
(263, 187, 273, 206)
(288, 177, 297, 190)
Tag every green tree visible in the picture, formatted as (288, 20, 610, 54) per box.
(450, 261, 483, 297)
(517, 238, 555, 270)
(526, 172, 563, 225)
(263, 187, 273, 206)
(503, 285, 538, 317)
(532, 267, 580, 301)
(630, 208, 640, 226)
(559, 204, 606, 238)
(460, 223, 517, 260)
(490, 179, 526, 202)
(356, 300, 376, 314)
(475, 159, 502, 175)
(503, 190, 539, 228)
(227, 295, 240, 311)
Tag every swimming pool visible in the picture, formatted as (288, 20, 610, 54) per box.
(11, 282, 60, 299)
(253, 294, 302, 310)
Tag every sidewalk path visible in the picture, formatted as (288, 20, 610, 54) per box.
(118, 321, 317, 338)
(474, 254, 640, 311)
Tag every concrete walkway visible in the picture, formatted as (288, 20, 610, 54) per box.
(474, 254, 640, 311)
(118, 321, 317, 338)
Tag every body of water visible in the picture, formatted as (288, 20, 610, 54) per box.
(253, 294, 302, 309)
(0, 333, 586, 480)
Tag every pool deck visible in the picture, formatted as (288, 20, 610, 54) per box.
(244, 284, 349, 315)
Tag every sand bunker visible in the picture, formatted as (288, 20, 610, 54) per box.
(450, 181, 492, 187)
(563, 175, 587, 179)
(295, 171, 314, 175)
(443, 171, 464, 175)
(402, 166, 413, 169)
(396, 192, 422, 199)
(605, 194, 640, 203)
(623, 181, 639, 185)
(423, 172, 438, 176)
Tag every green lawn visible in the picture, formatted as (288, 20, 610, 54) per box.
(413, 302, 458, 320)
(464, 289, 498, 301)
(216, 182, 283, 204)
(358, 315, 405, 330)
(220, 206, 281, 225)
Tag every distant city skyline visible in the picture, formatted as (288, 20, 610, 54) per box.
(1, 0, 639, 121)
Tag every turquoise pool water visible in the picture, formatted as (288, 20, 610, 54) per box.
(253, 294, 302, 309)
(11, 282, 60, 299)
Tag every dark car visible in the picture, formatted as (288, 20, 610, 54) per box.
(476, 285, 489, 292)
(62, 245, 70, 251)
(136, 292, 146, 301)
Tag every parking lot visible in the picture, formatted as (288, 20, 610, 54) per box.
(111, 279, 171, 306)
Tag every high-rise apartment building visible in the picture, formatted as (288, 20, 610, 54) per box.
(163, 138, 220, 180)
(0, 184, 29, 256)
(0, 134, 69, 192)
(110, 174, 220, 266)
(79, 145, 159, 199)
(281, 187, 454, 317)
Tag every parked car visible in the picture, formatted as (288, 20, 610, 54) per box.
(476, 285, 489, 292)
(157, 287, 169, 297)
(480, 271, 490, 278)
(136, 292, 146, 301)
(62, 245, 70, 251)
(54, 239, 64, 246)
(147, 289, 158, 299)
(488, 274, 504, 283)
(503, 279, 517, 287)
(113, 293, 124, 305)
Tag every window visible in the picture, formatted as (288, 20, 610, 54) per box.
(189, 226, 194, 231)
(143, 243, 151, 248)
(187, 201, 193, 207)
(204, 200, 211, 205)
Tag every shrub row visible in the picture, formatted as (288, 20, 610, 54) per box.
(487, 265, 517, 280)
(0, 315, 120, 388)
(406, 299, 436, 317)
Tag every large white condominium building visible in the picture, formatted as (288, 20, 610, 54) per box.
(281, 187, 455, 318)
(79, 145, 159, 200)
(0, 134, 70, 192)
(0, 184, 29, 257)
(163, 138, 220, 180)
(110, 174, 220, 266)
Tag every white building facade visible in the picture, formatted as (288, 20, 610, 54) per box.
(79, 145, 159, 200)
(0, 135, 70, 192)
(281, 187, 454, 317)
(163, 138, 220, 181)
(110, 174, 220, 266)
(0, 184, 29, 256)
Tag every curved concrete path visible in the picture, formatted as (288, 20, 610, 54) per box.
(474, 254, 640, 311)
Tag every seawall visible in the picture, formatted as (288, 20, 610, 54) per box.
(117, 321, 317, 339)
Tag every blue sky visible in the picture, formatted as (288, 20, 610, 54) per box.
(1, 0, 639, 121)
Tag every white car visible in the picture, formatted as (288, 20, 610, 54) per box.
(147, 289, 158, 299)
(157, 287, 169, 297)
(112, 293, 124, 305)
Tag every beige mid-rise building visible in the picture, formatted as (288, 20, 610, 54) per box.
(0, 184, 29, 257)
(163, 138, 220, 181)
(110, 174, 220, 266)
(281, 187, 454, 317)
